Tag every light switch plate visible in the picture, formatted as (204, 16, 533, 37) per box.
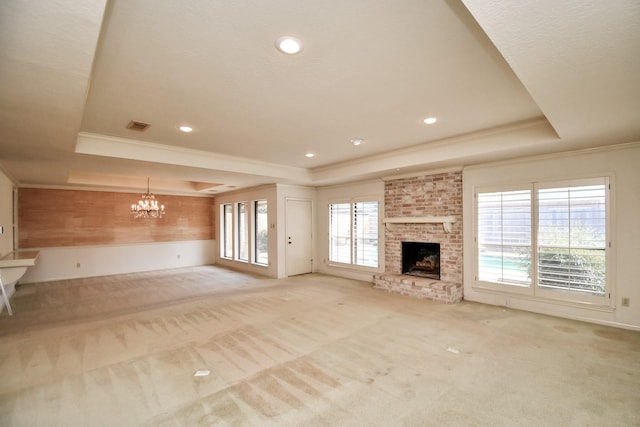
(0, 225, 3, 234)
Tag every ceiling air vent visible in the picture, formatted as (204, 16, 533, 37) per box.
(126, 120, 151, 131)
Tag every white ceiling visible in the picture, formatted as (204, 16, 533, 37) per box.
(1, 0, 638, 195)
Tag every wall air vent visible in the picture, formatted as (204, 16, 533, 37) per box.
(126, 120, 151, 131)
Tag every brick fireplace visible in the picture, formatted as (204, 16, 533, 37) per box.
(373, 171, 463, 303)
(402, 241, 440, 279)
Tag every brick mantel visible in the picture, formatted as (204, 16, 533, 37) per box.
(374, 171, 463, 302)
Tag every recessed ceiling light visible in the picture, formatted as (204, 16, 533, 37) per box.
(179, 125, 193, 133)
(350, 138, 364, 146)
(424, 117, 437, 125)
(276, 36, 303, 54)
(305, 153, 315, 158)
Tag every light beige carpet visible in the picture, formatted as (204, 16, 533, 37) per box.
(0, 266, 638, 426)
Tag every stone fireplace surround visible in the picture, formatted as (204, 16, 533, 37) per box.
(373, 171, 463, 304)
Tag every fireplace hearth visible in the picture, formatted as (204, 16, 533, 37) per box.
(402, 242, 440, 280)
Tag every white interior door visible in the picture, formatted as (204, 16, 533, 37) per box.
(286, 199, 312, 276)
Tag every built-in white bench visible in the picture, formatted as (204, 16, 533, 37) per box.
(0, 251, 40, 315)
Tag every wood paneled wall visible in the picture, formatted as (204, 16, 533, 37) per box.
(18, 188, 214, 248)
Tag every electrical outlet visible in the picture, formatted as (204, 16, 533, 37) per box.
(76, 262, 80, 268)
(621, 297, 630, 307)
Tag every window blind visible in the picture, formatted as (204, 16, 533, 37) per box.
(353, 201, 379, 267)
(477, 189, 532, 286)
(537, 183, 606, 296)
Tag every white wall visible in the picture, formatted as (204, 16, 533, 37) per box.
(214, 185, 279, 278)
(316, 179, 384, 282)
(463, 143, 640, 330)
(20, 240, 215, 283)
(214, 184, 316, 279)
(0, 169, 16, 312)
(0, 169, 13, 257)
(277, 184, 316, 278)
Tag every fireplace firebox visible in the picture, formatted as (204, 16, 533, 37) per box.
(402, 242, 440, 280)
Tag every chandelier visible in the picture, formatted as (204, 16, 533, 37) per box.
(131, 177, 165, 218)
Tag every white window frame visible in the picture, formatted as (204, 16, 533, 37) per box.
(252, 199, 268, 266)
(474, 177, 612, 307)
(220, 203, 233, 260)
(329, 199, 380, 269)
(475, 184, 533, 296)
(236, 201, 248, 262)
(329, 201, 352, 265)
